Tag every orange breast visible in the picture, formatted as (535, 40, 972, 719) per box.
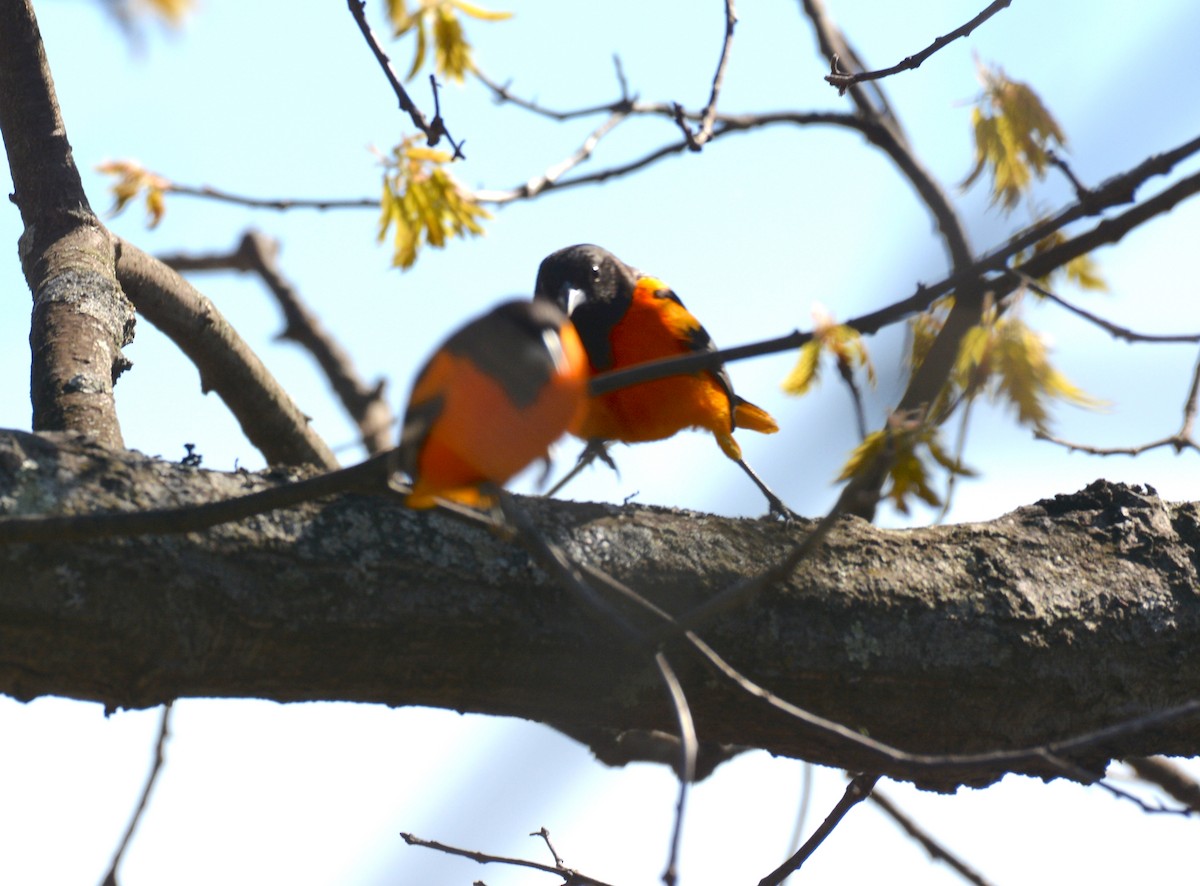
(572, 279, 733, 444)
(409, 323, 588, 507)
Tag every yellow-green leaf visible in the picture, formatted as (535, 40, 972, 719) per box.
(390, 0, 510, 82)
(963, 61, 1067, 211)
(96, 159, 172, 227)
(377, 138, 491, 268)
(450, 0, 513, 21)
(781, 340, 821, 396)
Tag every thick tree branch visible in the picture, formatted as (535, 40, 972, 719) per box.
(114, 240, 338, 469)
(0, 0, 133, 448)
(4, 430, 1200, 791)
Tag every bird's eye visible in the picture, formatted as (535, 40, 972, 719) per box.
(590, 264, 601, 282)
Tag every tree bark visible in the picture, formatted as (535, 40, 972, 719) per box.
(2, 429, 1199, 789)
(0, 0, 133, 448)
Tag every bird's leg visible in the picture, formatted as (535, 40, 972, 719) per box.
(736, 457, 798, 522)
(543, 439, 617, 498)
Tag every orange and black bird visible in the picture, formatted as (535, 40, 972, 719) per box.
(533, 243, 794, 518)
(396, 299, 588, 509)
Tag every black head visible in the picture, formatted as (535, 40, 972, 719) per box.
(533, 244, 638, 369)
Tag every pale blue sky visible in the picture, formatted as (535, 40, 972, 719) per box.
(3, 1, 1200, 884)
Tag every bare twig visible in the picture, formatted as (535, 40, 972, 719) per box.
(1124, 756, 1200, 812)
(781, 763, 815, 886)
(824, 1, 1012, 92)
(346, 0, 464, 157)
(519, 111, 631, 198)
(675, 0, 738, 150)
(164, 184, 377, 212)
(1046, 148, 1094, 203)
(399, 832, 617, 886)
(1035, 344, 1200, 457)
(1022, 274, 1200, 344)
(1093, 780, 1195, 815)
(160, 231, 395, 455)
(837, 356, 870, 440)
(870, 788, 993, 886)
(474, 63, 634, 121)
(1034, 430, 1200, 458)
(474, 109, 869, 203)
(114, 239, 339, 469)
(654, 652, 696, 886)
(529, 827, 565, 868)
(99, 703, 173, 886)
(758, 774, 879, 885)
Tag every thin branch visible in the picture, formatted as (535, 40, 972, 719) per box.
(473, 65, 634, 121)
(529, 828, 565, 868)
(781, 763, 815, 886)
(674, 0, 738, 150)
(1033, 315, 1200, 458)
(346, 0, 464, 157)
(1046, 148, 1094, 203)
(1124, 756, 1200, 812)
(99, 703, 173, 886)
(1089, 770, 1198, 816)
(801, 0, 903, 136)
(1023, 274, 1200, 344)
(654, 652, 696, 886)
(988, 132, 1200, 271)
(824, 1, 1012, 92)
(115, 240, 338, 469)
(160, 231, 395, 455)
(398, 832, 617, 886)
(758, 774, 879, 886)
(165, 184, 378, 212)
(474, 109, 869, 203)
(586, 144, 1200, 398)
(518, 110, 630, 199)
(1034, 430, 1200, 458)
(870, 788, 993, 886)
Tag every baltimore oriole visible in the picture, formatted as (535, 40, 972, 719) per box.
(396, 299, 588, 509)
(533, 244, 794, 518)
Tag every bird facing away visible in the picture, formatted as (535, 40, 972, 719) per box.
(533, 243, 793, 518)
(397, 299, 588, 509)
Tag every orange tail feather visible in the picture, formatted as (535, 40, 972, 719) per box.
(733, 398, 779, 435)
